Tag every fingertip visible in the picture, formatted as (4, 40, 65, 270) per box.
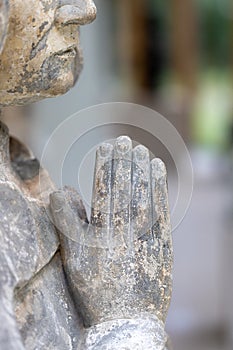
(97, 143, 113, 158)
(49, 190, 66, 212)
(115, 136, 132, 155)
(133, 145, 150, 163)
(151, 158, 167, 180)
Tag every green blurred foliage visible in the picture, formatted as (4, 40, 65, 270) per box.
(192, 70, 232, 149)
(197, 0, 231, 66)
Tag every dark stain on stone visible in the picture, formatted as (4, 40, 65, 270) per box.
(7, 87, 24, 94)
(40, 54, 64, 86)
(30, 29, 50, 60)
(11, 158, 40, 181)
(39, 21, 49, 33)
(152, 219, 162, 239)
(18, 52, 65, 93)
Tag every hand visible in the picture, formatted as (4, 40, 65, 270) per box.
(50, 136, 173, 327)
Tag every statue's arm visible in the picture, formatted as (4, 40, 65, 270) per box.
(0, 228, 25, 350)
(0, 183, 40, 350)
(0, 299, 25, 350)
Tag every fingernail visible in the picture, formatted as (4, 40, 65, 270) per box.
(98, 143, 113, 158)
(115, 136, 132, 155)
(50, 191, 66, 212)
(133, 145, 149, 162)
(151, 158, 167, 179)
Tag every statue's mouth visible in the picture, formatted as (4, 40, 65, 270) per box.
(55, 47, 77, 58)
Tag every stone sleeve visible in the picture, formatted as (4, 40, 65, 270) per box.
(0, 295, 25, 350)
(79, 314, 169, 350)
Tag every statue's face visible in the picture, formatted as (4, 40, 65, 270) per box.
(0, 0, 96, 105)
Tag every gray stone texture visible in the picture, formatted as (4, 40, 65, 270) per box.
(0, 122, 84, 349)
(0, 125, 173, 349)
(0, 1, 173, 348)
(50, 136, 173, 349)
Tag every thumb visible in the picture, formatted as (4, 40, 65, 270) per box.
(49, 188, 87, 243)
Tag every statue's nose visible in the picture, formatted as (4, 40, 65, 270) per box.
(55, 0, 97, 27)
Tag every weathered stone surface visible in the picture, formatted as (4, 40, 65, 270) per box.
(80, 314, 168, 350)
(0, 122, 173, 349)
(0, 122, 85, 349)
(0, 0, 96, 105)
(0, 0, 173, 348)
(14, 253, 83, 350)
(50, 136, 173, 349)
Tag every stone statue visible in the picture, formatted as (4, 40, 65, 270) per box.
(0, 1, 173, 349)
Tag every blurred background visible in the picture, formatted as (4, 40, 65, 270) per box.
(2, 0, 233, 349)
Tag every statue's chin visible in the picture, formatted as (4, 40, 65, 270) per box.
(0, 68, 80, 106)
(0, 87, 71, 106)
(0, 50, 83, 106)
(41, 70, 77, 98)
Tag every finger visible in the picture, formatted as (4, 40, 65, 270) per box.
(112, 136, 132, 251)
(131, 145, 151, 240)
(50, 190, 91, 295)
(90, 143, 113, 243)
(151, 158, 173, 319)
(63, 185, 88, 224)
(151, 158, 172, 248)
(151, 158, 172, 265)
(151, 158, 170, 235)
(50, 190, 86, 243)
